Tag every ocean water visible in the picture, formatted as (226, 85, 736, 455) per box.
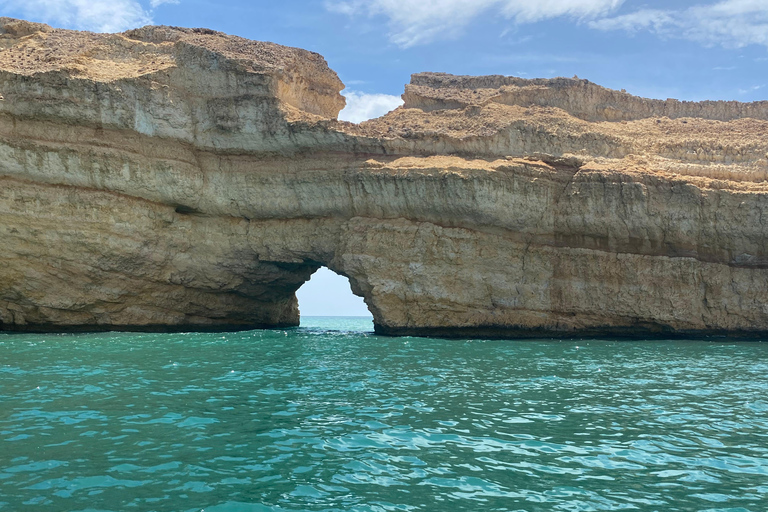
(1, 317, 767, 512)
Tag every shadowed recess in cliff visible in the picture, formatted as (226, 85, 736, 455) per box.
(296, 267, 372, 319)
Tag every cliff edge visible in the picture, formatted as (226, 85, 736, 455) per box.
(1, 18, 768, 338)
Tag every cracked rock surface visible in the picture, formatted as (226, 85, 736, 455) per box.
(1, 18, 767, 337)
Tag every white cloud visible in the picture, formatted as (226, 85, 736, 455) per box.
(591, 0, 768, 49)
(588, 9, 674, 33)
(738, 84, 765, 94)
(329, 0, 768, 50)
(0, 0, 174, 33)
(150, 0, 179, 7)
(338, 91, 403, 123)
(326, 0, 624, 47)
(500, 0, 625, 23)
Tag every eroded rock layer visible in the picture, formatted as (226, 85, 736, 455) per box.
(1, 18, 767, 337)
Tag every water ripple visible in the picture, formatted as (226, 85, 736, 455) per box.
(1, 324, 767, 511)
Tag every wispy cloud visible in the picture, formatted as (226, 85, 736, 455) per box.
(590, 0, 768, 49)
(738, 84, 765, 94)
(328, 0, 768, 51)
(0, 0, 175, 33)
(150, 0, 179, 7)
(325, 0, 624, 47)
(339, 91, 403, 123)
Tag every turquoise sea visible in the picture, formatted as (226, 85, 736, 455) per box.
(1, 316, 767, 511)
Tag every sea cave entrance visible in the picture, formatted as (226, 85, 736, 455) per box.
(296, 267, 373, 329)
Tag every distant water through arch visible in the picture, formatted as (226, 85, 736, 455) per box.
(296, 267, 373, 328)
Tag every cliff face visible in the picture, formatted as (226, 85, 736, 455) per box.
(1, 18, 768, 337)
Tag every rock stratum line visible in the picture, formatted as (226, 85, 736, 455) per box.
(1, 18, 767, 338)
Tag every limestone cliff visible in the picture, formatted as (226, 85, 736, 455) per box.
(1, 18, 767, 337)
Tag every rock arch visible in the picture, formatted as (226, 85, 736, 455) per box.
(2, 19, 768, 338)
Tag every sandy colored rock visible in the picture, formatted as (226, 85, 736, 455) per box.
(1, 18, 767, 337)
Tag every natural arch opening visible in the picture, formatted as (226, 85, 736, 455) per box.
(296, 267, 373, 329)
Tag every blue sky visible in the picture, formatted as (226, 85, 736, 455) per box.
(3, 0, 766, 315)
(297, 268, 370, 316)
